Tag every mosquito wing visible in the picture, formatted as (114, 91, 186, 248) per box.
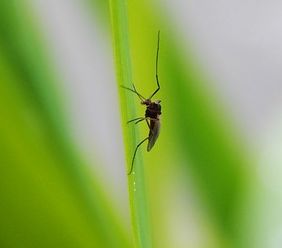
(147, 119, 160, 151)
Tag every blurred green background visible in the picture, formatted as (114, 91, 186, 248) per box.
(1, 0, 282, 248)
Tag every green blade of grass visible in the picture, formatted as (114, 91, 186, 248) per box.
(109, 0, 152, 247)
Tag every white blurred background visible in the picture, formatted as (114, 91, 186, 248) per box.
(30, 1, 282, 247)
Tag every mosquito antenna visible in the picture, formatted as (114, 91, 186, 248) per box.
(132, 84, 146, 100)
(149, 30, 161, 99)
(121, 84, 146, 101)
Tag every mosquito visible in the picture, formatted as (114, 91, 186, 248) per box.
(122, 31, 161, 175)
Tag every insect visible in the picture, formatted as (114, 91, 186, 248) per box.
(122, 31, 161, 175)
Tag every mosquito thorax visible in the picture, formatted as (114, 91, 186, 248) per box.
(151, 101, 161, 113)
(144, 100, 162, 119)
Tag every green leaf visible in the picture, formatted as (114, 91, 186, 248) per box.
(109, 0, 152, 248)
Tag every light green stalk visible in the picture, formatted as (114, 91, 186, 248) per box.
(109, 0, 152, 248)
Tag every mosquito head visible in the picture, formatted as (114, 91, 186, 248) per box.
(141, 99, 151, 106)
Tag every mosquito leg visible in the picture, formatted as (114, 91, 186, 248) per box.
(149, 30, 161, 100)
(134, 118, 146, 124)
(129, 116, 159, 125)
(128, 137, 149, 175)
(135, 116, 158, 125)
(141, 117, 158, 128)
(127, 117, 144, 124)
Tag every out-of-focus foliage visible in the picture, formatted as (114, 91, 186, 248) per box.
(0, 0, 259, 247)
(108, 0, 255, 247)
(0, 1, 130, 247)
